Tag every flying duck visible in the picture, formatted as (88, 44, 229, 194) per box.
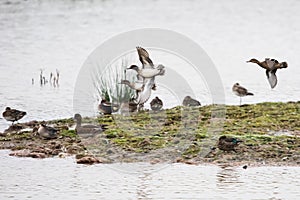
(74, 113, 106, 138)
(247, 58, 288, 89)
(217, 135, 242, 152)
(150, 96, 163, 111)
(182, 96, 201, 107)
(232, 83, 253, 105)
(125, 47, 166, 110)
(38, 124, 58, 139)
(2, 107, 27, 124)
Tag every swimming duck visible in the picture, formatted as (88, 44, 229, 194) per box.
(98, 100, 120, 114)
(247, 58, 288, 89)
(2, 107, 27, 124)
(217, 135, 242, 152)
(150, 96, 163, 111)
(74, 114, 106, 137)
(38, 124, 58, 139)
(232, 83, 253, 105)
(182, 96, 201, 107)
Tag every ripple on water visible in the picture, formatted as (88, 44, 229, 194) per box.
(0, 150, 299, 199)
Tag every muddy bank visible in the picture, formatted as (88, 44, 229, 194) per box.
(0, 102, 299, 166)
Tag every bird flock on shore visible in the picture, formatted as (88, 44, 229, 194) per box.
(1, 46, 288, 150)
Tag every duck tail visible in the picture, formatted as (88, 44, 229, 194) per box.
(247, 92, 254, 96)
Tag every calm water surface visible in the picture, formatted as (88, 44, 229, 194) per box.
(0, 150, 299, 200)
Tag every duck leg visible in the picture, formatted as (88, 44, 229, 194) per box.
(239, 97, 242, 105)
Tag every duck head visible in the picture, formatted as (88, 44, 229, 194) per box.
(127, 65, 139, 71)
(281, 61, 288, 68)
(246, 58, 259, 63)
(74, 113, 82, 122)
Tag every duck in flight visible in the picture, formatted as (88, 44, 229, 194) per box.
(124, 47, 166, 110)
(247, 58, 288, 89)
(232, 83, 253, 105)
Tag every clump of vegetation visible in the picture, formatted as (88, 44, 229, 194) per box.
(93, 58, 136, 104)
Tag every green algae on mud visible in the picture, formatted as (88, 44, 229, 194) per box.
(0, 101, 299, 165)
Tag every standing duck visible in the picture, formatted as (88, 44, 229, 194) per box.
(217, 136, 242, 152)
(38, 124, 58, 139)
(182, 96, 201, 107)
(232, 83, 253, 105)
(2, 107, 27, 124)
(247, 58, 288, 89)
(74, 113, 106, 138)
(150, 96, 163, 111)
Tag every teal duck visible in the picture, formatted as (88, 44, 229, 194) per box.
(2, 107, 27, 124)
(217, 136, 242, 152)
(247, 58, 288, 89)
(38, 124, 58, 139)
(98, 100, 119, 114)
(74, 114, 106, 137)
(232, 83, 253, 105)
(182, 96, 201, 107)
(150, 96, 163, 111)
(125, 47, 166, 110)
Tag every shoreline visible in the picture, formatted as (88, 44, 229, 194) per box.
(1, 101, 299, 166)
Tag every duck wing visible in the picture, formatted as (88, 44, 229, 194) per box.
(266, 69, 277, 89)
(136, 47, 154, 68)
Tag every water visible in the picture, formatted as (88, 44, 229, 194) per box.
(0, 150, 299, 200)
(0, 1, 300, 198)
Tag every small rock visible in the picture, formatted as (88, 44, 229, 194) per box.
(242, 165, 248, 169)
(76, 156, 101, 164)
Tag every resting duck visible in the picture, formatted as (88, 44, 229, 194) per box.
(232, 83, 253, 105)
(38, 124, 58, 139)
(2, 107, 27, 124)
(74, 114, 106, 138)
(150, 96, 163, 111)
(98, 100, 119, 114)
(182, 96, 201, 107)
(217, 135, 242, 152)
(119, 101, 138, 113)
(247, 58, 288, 89)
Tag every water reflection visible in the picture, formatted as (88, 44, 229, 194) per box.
(216, 165, 243, 189)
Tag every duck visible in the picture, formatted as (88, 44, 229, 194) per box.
(217, 135, 242, 152)
(98, 100, 120, 114)
(73, 114, 106, 138)
(120, 79, 144, 91)
(127, 64, 165, 79)
(182, 96, 201, 107)
(119, 101, 138, 113)
(2, 107, 27, 124)
(150, 96, 163, 111)
(125, 47, 166, 110)
(232, 83, 253, 105)
(247, 58, 288, 89)
(38, 124, 58, 139)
